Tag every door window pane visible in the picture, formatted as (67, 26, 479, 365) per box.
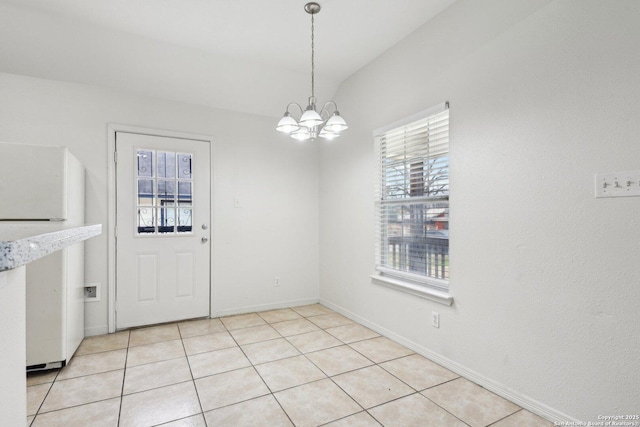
(157, 180, 176, 206)
(137, 150, 154, 177)
(178, 154, 192, 179)
(138, 208, 155, 233)
(178, 181, 192, 206)
(178, 208, 192, 233)
(138, 180, 154, 206)
(158, 207, 176, 233)
(157, 151, 176, 178)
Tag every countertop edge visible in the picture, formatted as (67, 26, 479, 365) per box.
(0, 224, 102, 271)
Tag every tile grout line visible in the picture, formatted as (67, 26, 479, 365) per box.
(321, 308, 532, 426)
(30, 334, 124, 423)
(207, 315, 275, 424)
(269, 308, 356, 426)
(292, 318, 370, 424)
(28, 334, 127, 422)
(299, 311, 464, 427)
(220, 308, 356, 426)
(252, 337, 314, 427)
(420, 375, 523, 427)
(116, 329, 131, 427)
(28, 379, 54, 423)
(223, 312, 298, 426)
(486, 408, 525, 426)
(419, 392, 474, 427)
(177, 321, 208, 427)
(186, 313, 380, 426)
(41, 364, 126, 384)
(29, 397, 126, 423)
(315, 315, 477, 427)
(315, 410, 377, 427)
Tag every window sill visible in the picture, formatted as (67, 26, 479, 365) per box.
(370, 273, 453, 306)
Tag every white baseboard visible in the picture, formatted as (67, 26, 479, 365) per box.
(319, 298, 579, 425)
(213, 297, 320, 318)
(84, 325, 109, 337)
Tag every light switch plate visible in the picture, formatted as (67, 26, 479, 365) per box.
(595, 170, 640, 198)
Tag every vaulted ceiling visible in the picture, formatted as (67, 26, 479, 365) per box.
(0, 0, 456, 117)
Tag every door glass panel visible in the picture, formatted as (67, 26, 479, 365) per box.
(157, 151, 176, 179)
(136, 149, 194, 235)
(157, 180, 176, 206)
(158, 207, 176, 233)
(138, 180, 154, 206)
(137, 150, 154, 177)
(138, 207, 155, 233)
(178, 181, 192, 206)
(178, 208, 192, 233)
(178, 154, 192, 179)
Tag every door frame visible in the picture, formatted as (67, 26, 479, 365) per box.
(107, 124, 214, 333)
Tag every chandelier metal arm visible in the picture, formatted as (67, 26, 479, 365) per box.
(319, 110, 330, 121)
(319, 101, 339, 117)
(285, 102, 305, 119)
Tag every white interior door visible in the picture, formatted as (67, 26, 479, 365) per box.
(115, 132, 211, 329)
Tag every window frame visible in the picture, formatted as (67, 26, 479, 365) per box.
(370, 102, 453, 306)
(135, 148, 194, 236)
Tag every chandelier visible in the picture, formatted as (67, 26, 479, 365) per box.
(276, 2, 348, 141)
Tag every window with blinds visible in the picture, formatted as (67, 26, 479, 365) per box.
(374, 103, 449, 290)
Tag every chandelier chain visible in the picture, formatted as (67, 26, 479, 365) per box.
(311, 12, 315, 99)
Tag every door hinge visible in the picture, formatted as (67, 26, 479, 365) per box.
(114, 225, 118, 237)
(114, 151, 117, 163)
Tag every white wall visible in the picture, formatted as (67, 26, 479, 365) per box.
(0, 72, 320, 335)
(320, 0, 640, 422)
(0, 2, 331, 119)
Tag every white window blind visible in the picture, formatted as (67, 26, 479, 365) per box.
(374, 103, 449, 290)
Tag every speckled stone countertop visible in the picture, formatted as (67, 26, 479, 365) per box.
(0, 224, 101, 271)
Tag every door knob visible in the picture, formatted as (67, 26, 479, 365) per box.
(201, 237, 208, 243)
(201, 224, 208, 230)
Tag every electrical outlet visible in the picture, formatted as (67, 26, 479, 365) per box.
(274, 276, 280, 287)
(84, 283, 101, 302)
(432, 311, 440, 328)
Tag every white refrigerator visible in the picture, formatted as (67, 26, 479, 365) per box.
(0, 142, 86, 370)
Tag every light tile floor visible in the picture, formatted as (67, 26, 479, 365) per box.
(26, 304, 553, 427)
